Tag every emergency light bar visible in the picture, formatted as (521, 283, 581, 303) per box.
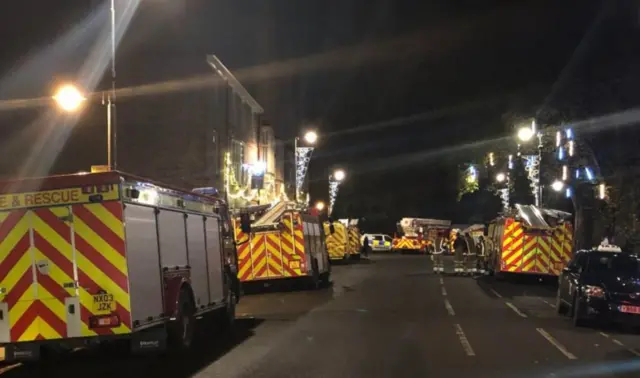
(595, 244, 622, 252)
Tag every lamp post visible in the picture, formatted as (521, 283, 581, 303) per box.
(294, 130, 318, 204)
(517, 120, 543, 207)
(53, 84, 116, 170)
(52, 0, 117, 170)
(328, 169, 346, 216)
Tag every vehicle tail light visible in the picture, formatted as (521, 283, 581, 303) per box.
(585, 285, 605, 298)
(89, 314, 121, 328)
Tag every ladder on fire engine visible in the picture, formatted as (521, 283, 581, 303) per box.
(252, 200, 297, 227)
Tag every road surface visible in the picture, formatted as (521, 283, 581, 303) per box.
(3, 254, 640, 377)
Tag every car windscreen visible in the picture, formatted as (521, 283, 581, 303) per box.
(586, 252, 640, 277)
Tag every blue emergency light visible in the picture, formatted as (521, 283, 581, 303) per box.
(192, 187, 219, 196)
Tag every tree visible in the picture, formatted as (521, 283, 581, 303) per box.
(456, 175, 503, 224)
(510, 157, 535, 206)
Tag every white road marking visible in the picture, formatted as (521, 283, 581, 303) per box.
(537, 328, 577, 359)
(444, 299, 455, 316)
(441, 286, 447, 296)
(439, 277, 444, 285)
(505, 302, 528, 318)
(490, 289, 503, 298)
(454, 324, 476, 356)
(538, 298, 556, 308)
(628, 348, 640, 357)
(598, 332, 640, 356)
(0, 364, 20, 374)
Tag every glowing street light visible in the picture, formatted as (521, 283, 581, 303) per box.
(551, 180, 564, 192)
(295, 130, 320, 204)
(315, 201, 325, 211)
(517, 126, 535, 142)
(303, 130, 318, 145)
(53, 84, 86, 112)
(333, 169, 346, 182)
(496, 172, 506, 183)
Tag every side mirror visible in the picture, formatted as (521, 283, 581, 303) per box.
(240, 214, 251, 234)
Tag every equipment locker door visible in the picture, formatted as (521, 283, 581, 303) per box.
(28, 206, 81, 341)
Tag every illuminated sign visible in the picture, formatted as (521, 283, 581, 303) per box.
(0, 185, 119, 210)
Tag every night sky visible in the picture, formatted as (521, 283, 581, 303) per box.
(0, 0, 622, 231)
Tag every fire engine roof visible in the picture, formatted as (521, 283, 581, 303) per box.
(514, 204, 572, 228)
(0, 171, 225, 203)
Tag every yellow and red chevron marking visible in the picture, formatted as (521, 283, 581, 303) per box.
(0, 201, 130, 343)
(501, 218, 524, 273)
(234, 212, 307, 282)
(347, 227, 360, 255)
(392, 237, 420, 250)
(281, 212, 306, 276)
(324, 223, 347, 260)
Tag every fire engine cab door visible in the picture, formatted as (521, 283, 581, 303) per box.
(28, 206, 82, 341)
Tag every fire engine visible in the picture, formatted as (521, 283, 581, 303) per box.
(339, 219, 361, 259)
(0, 171, 241, 362)
(486, 204, 573, 277)
(233, 201, 331, 288)
(392, 218, 451, 254)
(324, 220, 349, 261)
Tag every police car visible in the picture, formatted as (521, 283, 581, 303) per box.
(362, 234, 393, 252)
(556, 240, 640, 327)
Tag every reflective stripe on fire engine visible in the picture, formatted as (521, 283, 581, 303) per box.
(501, 218, 573, 275)
(234, 213, 306, 282)
(324, 223, 347, 260)
(0, 200, 131, 343)
(392, 238, 421, 249)
(347, 227, 361, 255)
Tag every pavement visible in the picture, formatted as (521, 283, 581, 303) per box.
(3, 254, 640, 377)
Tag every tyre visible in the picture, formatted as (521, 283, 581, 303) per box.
(167, 287, 196, 350)
(556, 290, 568, 315)
(222, 276, 237, 330)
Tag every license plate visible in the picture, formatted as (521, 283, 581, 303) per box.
(289, 261, 300, 269)
(619, 305, 640, 314)
(92, 293, 116, 314)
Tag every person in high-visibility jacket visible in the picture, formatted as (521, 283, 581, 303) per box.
(453, 232, 466, 274)
(476, 235, 487, 275)
(463, 232, 477, 275)
(432, 232, 446, 273)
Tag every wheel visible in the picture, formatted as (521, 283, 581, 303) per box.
(572, 294, 585, 327)
(222, 275, 237, 329)
(167, 287, 196, 350)
(556, 290, 568, 315)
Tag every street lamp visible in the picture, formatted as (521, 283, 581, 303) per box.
(551, 180, 564, 192)
(303, 130, 318, 145)
(315, 201, 325, 212)
(294, 129, 319, 204)
(53, 83, 115, 170)
(53, 84, 86, 112)
(328, 168, 346, 216)
(516, 120, 543, 207)
(496, 172, 506, 183)
(517, 126, 535, 142)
